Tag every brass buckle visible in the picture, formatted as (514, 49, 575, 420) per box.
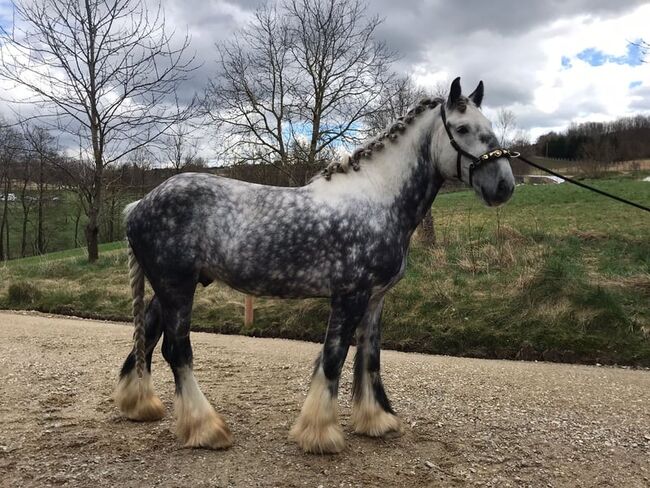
(480, 148, 517, 161)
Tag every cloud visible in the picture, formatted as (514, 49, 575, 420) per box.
(630, 85, 650, 111)
(360, 0, 650, 140)
(371, 0, 647, 67)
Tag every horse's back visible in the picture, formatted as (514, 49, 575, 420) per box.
(125, 173, 327, 291)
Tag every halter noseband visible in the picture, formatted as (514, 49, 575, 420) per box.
(439, 104, 518, 186)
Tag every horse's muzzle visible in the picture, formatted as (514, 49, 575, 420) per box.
(484, 177, 514, 207)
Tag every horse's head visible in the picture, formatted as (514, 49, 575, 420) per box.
(433, 77, 515, 207)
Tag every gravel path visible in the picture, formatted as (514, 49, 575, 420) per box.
(0, 311, 649, 487)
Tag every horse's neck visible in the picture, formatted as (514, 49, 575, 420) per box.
(383, 109, 448, 233)
(390, 132, 444, 235)
(309, 113, 444, 237)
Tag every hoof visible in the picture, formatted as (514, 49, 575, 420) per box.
(289, 417, 345, 454)
(114, 372, 166, 422)
(351, 407, 402, 437)
(176, 402, 233, 450)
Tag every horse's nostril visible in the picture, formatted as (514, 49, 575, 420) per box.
(496, 179, 513, 201)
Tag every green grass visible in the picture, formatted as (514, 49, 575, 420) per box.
(1, 176, 648, 365)
(3, 241, 125, 267)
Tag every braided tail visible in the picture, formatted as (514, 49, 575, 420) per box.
(127, 243, 146, 379)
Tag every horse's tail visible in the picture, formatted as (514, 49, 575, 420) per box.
(124, 200, 146, 379)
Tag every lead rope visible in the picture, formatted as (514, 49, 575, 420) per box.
(511, 154, 650, 213)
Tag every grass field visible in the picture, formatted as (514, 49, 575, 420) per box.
(1, 175, 648, 365)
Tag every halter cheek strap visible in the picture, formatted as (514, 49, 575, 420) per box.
(439, 104, 518, 186)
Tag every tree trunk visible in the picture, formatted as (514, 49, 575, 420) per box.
(74, 205, 81, 247)
(86, 118, 103, 262)
(21, 211, 28, 258)
(37, 156, 45, 254)
(20, 191, 29, 258)
(0, 177, 6, 260)
(140, 168, 146, 195)
(418, 209, 436, 246)
(107, 194, 116, 242)
(86, 200, 100, 262)
(1, 175, 11, 261)
(307, 96, 323, 167)
(85, 163, 102, 262)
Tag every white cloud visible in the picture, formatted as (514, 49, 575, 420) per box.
(409, 3, 650, 140)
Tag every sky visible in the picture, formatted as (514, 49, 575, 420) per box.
(1, 0, 649, 153)
(173, 0, 650, 141)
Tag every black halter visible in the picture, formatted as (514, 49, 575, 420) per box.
(439, 104, 518, 186)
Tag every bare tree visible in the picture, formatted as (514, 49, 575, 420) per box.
(22, 125, 56, 254)
(208, 0, 393, 177)
(287, 0, 394, 165)
(0, 123, 23, 261)
(0, 0, 197, 261)
(495, 108, 517, 147)
(16, 147, 33, 257)
(207, 5, 298, 182)
(160, 97, 200, 174)
(365, 75, 426, 134)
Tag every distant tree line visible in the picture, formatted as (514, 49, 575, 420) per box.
(531, 115, 650, 162)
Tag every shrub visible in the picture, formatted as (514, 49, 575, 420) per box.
(7, 282, 42, 306)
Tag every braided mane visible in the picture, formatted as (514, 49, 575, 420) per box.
(316, 96, 447, 181)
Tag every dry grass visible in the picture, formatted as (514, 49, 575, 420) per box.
(589, 273, 650, 295)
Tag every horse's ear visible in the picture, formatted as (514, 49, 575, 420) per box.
(469, 81, 484, 108)
(447, 77, 462, 108)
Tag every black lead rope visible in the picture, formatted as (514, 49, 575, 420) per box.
(439, 104, 650, 214)
(512, 154, 650, 213)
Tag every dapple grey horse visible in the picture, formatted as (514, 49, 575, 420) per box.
(114, 77, 515, 453)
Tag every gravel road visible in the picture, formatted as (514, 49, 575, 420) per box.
(0, 311, 649, 487)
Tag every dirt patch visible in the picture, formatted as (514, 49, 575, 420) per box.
(1, 311, 649, 487)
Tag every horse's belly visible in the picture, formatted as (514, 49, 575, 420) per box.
(202, 259, 332, 299)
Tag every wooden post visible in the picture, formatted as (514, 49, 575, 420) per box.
(244, 295, 254, 327)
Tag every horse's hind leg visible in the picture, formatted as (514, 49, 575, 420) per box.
(351, 295, 401, 436)
(290, 291, 369, 454)
(159, 283, 233, 450)
(114, 296, 166, 421)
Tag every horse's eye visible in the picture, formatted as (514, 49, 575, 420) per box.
(456, 125, 469, 135)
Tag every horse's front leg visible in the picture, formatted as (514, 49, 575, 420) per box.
(351, 294, 401, 437)
(290, 291, 370, 454)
